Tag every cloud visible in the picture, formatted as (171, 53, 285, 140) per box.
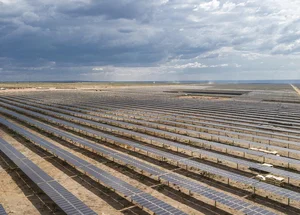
(173, 62, 208, 69)
(172, 62, 230, 69)
(195, 0, 220, 12)
(92, 67, 104, 71)
(0, 0, 300, 81)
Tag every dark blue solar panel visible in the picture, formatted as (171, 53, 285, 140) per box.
(0, 136, 96, 215)
(0, 117, 186, 215)
(0, 101, 299, 203)
(0, 205, 7, 215)
(0, 105, 283, 215)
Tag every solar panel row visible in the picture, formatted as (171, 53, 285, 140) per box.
(83, 98, 300, 128)
(0, 107, 280, 215)
(61, 97, 300, 131)
(8, 94, 300, 139)
(1, 98, 299, 174)
(15, 99, 300, 156)
(2, 99, 300, 180)
(0, 105, 299, 207)
(6, 94, 300, 143)
(74, 98, 300, 136)
(6, 97, 300, 160)
(0, 117, 187, 215)
(45, 102, 300, 151)
(87, 105, 300, 142)
(0, 137, 96, 215)
(53, 106, 300, 159)
(12, 92, 300, 119)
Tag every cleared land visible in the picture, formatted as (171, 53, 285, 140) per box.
(0, 83, 300, 215)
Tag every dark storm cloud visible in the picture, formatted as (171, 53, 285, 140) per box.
(1, 0, 300, 81)
(0, 1, 167, 67)
(61, 0, 154, 22)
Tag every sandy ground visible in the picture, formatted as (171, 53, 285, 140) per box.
(0, 83, 180, 92)
(178, 95, 231, 100)
(0, 82, 212, 94)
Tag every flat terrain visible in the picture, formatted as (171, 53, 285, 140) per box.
(208, 83, 295, 91)
(0, 82, 179, 90)
(0, 83, 300, 215)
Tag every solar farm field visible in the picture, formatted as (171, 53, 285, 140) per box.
(0, 84, 300, 215)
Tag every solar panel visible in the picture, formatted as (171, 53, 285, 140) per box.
(1, 104, 299, 185)
(255, 182, 300, 201)
(242, 206, 279, 215)
(78, 114, 299, 159)
(0, 117, 186, 215)
(71, 98, 300, 137)
(1, 98, 300, 206)
(0, 104, 284, 214)
(0, 106, 299, 211)
(38, 181, 97, 215)
(0, 137, 96, 215)
(48, 96, 288, 121)
(84, 99, 300, 130)
(65, 107, 300, 153)
(131, 193, 186, 215)
(0, 205, 7, 215)
(257, 165, 300, 182)
(4, 97, 300, 162)
(0, 140, 27, 159)
(0, 101, 286, 162)
(160, 173, 253, 210)
(1, 105, 300, 196)
(113, 153, 166, 176)
(6, 94, 300, 138)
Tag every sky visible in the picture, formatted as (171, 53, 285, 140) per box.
(1, 0, 300, 81)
